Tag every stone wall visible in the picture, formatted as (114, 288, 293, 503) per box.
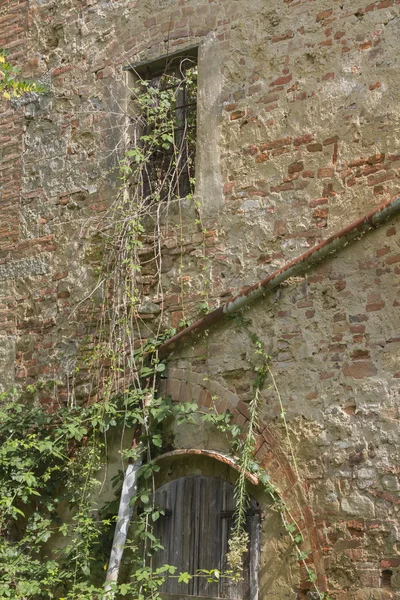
(1, 0, 399, 391)
(162, 215, 400, 599)
(1, 0, 400, 597)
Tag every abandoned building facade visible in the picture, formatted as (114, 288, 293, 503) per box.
(1, 0, 400, 598)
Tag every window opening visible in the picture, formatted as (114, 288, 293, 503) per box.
(381, 569, 392, 588)
(129, 49, 198, 203)
(151, 475, 260, 600)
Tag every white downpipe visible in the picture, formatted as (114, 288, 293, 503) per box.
(103, 454, 143, 598)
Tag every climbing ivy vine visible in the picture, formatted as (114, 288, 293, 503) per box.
(226, 329, 332, 600)
(0, 61, 229, 600)
(0, 57, 332, 600)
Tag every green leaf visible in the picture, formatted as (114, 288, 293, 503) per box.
(178, 572, 192, 584)
(307, 570, 317, 583)
(294, 533, 303, 544)
(139, 366, 154, 378)
(120, 583, 130, 595)
(152, 434, 163, 448)
(168, 565, 177, 574)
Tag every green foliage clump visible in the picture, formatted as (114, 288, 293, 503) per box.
(0, 385, 108, 599)
(0, 382, 170, 599)
(0, 49, 46, 101)
(0, 378, 242, 600)
(122, 64, 197, 203)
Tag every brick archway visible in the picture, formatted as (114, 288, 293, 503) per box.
(159, 369, 327, 595)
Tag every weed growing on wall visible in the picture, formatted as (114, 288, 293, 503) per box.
(0, 49, 46, 100)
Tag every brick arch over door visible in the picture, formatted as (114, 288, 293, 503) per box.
(159, 370, 327, 595)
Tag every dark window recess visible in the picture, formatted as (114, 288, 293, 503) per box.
(381, 569, 392, 588)
(152, 476, 260, 600)
(130, 49, 197, 202)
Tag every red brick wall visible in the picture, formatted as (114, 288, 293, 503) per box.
(0, 0, 29, 248)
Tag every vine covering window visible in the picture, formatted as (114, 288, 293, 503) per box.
(129, 49, 198, 203)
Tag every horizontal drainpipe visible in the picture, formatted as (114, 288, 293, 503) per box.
(159, 195, 400, 358)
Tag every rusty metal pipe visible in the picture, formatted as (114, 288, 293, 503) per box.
(159, 196, 400, 358)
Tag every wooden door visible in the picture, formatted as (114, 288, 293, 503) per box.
(152, 476, 259, 600)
